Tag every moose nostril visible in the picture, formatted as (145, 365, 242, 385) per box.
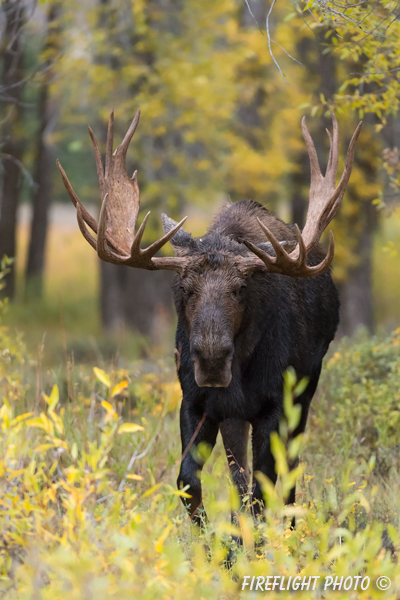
(219, 346, 233, 361)
(192, 346, 233, 363)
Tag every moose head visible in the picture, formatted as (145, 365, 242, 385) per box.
(57, 111, 361, 389)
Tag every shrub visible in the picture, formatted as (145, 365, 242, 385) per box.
(0, 324, 400, 598)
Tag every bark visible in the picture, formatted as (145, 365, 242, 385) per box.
(123, 268, 174, 341)
(25, 3, 60, 299)
(100, 261, 174, 339)
(24, 84, 52, 297)
(96, 0, 175, 339)
(336, 223, 375, 336)
(0, 0, 25, 298)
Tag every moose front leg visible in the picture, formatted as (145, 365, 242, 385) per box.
(220, 419, 250, 563)
(177, 402, 218, 527)
(251, 418, 279, 518)
(220, 419, 250, 516)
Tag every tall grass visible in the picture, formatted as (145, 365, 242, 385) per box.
(1, 287, 400, 597)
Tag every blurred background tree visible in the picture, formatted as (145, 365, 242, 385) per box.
(0, 0, 399, 362)
(25, 0, 62, 299)
(0, 0, 27, 299)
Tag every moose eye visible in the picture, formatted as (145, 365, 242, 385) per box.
(180, 286, 194, 299)
(232, 285, 246, 301)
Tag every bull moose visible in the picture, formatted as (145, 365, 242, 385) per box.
(57, 110, 361, 525)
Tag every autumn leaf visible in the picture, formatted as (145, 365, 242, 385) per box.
(117, 422, 144, 435)
(111, 380, 128, 398)
(43, 385, 59, 411)
(142, 483, 163, 498)
(94, 367, 111, 388)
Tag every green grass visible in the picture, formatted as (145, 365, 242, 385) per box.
(9, 223, 158, 368)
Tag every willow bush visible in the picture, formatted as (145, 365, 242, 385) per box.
(0, 308, 400, 598)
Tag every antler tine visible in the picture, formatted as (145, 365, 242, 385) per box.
(130, 210, 151, 254)
(325, 111, 339, 187)
(76, 204, 98, 251)
(301, 114, 362, 253)
(58, 109, 188, 273)
(57, 159, 99, 234)
(320, 118, 363, 227)
(257, 218, 288, 260)
(307, 230, 335, 276)
(301, 116, 322, 182)
(119, 109, 140, 158)
(241, 113, 361, 278)
(293, 224, 306, 265)
(255, 218, 298, 268)
(88, 126, 105, 196)
(105, 109, 114, 179)
(241, 239, 279, 272)
(335, 120, 362, 195)
(57, 109, 189, 272)
(138, 216, 189, 259)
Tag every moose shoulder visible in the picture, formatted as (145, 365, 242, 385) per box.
(57, 111, 361, 525)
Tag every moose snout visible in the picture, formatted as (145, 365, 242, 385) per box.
(191, 339, 234, 388)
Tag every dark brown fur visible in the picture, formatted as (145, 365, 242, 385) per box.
(208, 199, 295, 244)
(165, 199, 339, 529)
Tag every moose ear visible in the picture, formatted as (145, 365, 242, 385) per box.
(161, 213, 193, 255)
(256, 240, 298, 257)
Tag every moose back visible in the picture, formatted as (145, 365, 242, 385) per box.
(57, 110, 361, 523)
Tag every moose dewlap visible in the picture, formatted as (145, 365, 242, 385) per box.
(57, 110, 361, 525)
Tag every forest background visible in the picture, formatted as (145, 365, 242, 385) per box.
(1, 0, 400, 368)
(2, 1, 400, 598)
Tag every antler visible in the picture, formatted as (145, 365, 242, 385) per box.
(242, 112, 362, 277)
(57, 110, 188, 272)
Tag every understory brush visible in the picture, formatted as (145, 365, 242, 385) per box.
(1, 304, 400, 598)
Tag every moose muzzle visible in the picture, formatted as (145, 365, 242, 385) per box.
(192, 340, 234, 388)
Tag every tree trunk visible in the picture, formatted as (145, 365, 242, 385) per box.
(25, 3, 60, 299)
(0, 0, 25, 299)
(25, 85, 52, 298)
(100, 261, 174, 339)
(94, 0, 175, 340)
(123, 268, 175, 341)
(100, 262, 126, 331)
(336, 133, 379, 337)
(336, 220, 375, 336)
